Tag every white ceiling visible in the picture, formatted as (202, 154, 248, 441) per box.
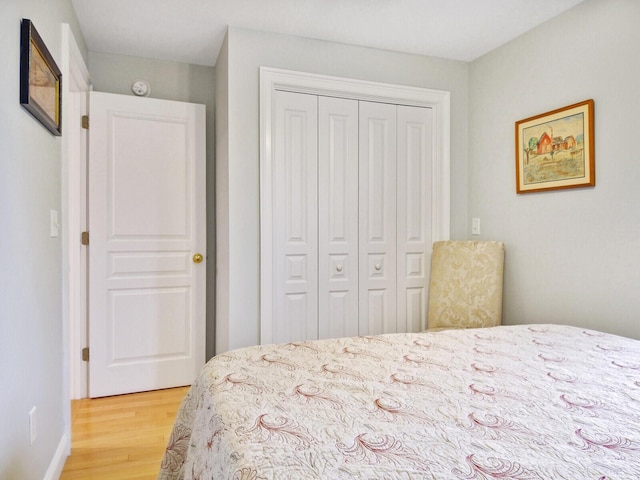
(71, 0, 585, 67)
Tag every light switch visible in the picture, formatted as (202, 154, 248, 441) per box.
(50, 210, 59, 237)
(472, 217, 480, 236)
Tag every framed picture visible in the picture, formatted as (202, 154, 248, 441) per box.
(20, 18, 62, 136)
(515, 99, 594, 193)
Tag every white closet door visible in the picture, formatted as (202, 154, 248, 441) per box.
(318, 96, 359, 339)
(272, 91, 319, 343)
(358, 101, 397, 336)
(396, 105, 433, 333)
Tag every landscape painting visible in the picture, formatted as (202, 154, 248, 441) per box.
(20, 19, 62, 136)
(515, 99, 594, 193)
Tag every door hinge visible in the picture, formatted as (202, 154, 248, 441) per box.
(82, 347, 90, 362)
(81, 115, 89, 129)
(81, 231, 89, 246)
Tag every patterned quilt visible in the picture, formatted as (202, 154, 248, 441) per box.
(158, 324, 640, 479)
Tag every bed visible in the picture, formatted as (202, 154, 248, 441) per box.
(158, 324, 640, 479)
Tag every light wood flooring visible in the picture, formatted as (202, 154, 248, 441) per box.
(60, 386, 189, 480)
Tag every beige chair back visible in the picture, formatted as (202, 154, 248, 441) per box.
(427, 240, 505, 330)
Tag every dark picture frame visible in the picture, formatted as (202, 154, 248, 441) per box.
(515, 99, 594, 193)
(20, 18, 62, 136)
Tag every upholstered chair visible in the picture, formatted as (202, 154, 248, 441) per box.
(426, 240, 505, 331)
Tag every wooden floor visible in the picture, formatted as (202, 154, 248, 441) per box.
(60, 386, 189, 480)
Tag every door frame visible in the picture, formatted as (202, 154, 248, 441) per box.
(62, 24, 91, 403)
(259, 67, 451, 344)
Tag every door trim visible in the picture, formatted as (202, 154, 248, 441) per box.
(259, 67, 451, 345)
(61, 23, 91, 403)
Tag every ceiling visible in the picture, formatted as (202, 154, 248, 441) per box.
(71, 0, 585, 67)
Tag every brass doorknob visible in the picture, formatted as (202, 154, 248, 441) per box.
(193, 253, 204, 264)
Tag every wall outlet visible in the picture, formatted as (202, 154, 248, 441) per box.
(29, 406, 37, 445)
(472, 217, 481, 236)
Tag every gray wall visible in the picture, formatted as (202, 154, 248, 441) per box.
(0, 1, 87, 478)
(88, 52, 217, 359)
(468, 0, 640, 339)
(216, 27, 469, 352)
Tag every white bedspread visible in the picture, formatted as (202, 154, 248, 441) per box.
(158, 324, 640, 479)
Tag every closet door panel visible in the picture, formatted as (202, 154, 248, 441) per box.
(359, 101, 397, 336)
(318, 96, 359, 339)
(397, 105, 433, 333)
(273, 91, 319, 343)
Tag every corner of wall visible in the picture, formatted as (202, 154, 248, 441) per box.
(214, 30, 230, 354)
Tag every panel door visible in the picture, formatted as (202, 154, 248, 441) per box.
(358, 101, 398, 336)
(396, 105, 433, 333)
(318, 96, 359, 339)
(271, 91, 319, 343)
(89, 91, 206, 397)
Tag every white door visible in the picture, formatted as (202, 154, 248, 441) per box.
(358, 101, 398, 336)
(318, 96, 359, 339)
(396, 105, 433, 333)
(88, 91, 206, 398)
(271, 90, 319, 344)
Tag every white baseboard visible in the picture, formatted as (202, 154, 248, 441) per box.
(44, 433, 70, 480)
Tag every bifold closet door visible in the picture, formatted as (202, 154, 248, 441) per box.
(272, 90, 319, 343)
(318, 96, 359, 339)
(396, 105, 433, 333)
(358, 101, 398, 336)
(269, 92, 433, 342)
(358, 103, 432, 335)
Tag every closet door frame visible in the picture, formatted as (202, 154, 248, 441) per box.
(259, 67, 450, 345)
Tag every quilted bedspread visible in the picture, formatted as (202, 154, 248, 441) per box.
(158, 325, 640, 479)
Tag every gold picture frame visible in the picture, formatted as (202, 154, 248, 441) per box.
(20, 19, 62, 136)
(515, 99, 594, 193)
